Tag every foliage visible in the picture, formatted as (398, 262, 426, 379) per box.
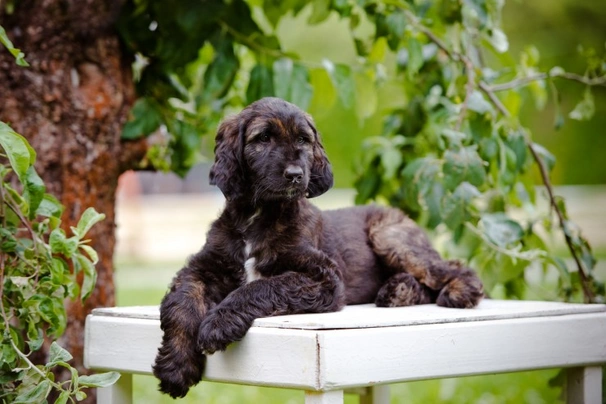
(0, 42, 119, 402)
(0, 25, 28, 67)
(346, 1, 606, 303)
(119, 0, 605, 303)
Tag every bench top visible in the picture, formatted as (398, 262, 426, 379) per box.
(91, 299, 606, 329)
(85, 299, 606, 390)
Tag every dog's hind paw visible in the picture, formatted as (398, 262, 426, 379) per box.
(375, 272, 432, 307)
(436, 269, 484, 309)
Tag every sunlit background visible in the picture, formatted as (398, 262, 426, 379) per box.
(113, 1, 605, 402)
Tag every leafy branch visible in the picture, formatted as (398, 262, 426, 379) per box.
(398, 7, 602, 303)
(0, 123, 119, 402)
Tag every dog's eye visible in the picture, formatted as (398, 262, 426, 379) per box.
(259, 133, 270, 143)
(297, 136, 307, 145)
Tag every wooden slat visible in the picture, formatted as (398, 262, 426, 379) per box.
(84, 315, 321, 390)
(316, 313, 606, 389)
(91, 300, 606, 330)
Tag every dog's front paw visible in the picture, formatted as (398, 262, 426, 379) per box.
(198, 309, 250, 355)
(153, 343, 205, 398)
(436, 270, 484, 308)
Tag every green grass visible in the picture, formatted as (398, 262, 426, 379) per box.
(115, 260, 564, 404)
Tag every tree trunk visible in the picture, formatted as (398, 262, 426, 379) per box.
(0, 1, 143, 400)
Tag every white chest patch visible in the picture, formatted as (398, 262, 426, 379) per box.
(243, 241, 262, 283)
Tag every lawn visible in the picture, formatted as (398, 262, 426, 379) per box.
(114, 259, 564, 404)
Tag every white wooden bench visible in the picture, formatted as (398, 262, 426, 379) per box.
(84, 299, 606, 404)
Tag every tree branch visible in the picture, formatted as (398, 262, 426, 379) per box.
(218, 20, 286, 59)
(489, 71, 606, 92)
(525, 142, 595, 302)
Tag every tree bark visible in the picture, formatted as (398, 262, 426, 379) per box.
(1, 1, 143, 400)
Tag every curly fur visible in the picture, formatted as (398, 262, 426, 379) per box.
(153, 97, 484, 398)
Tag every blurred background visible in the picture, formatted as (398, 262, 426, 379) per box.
(112, 0, 605, 402)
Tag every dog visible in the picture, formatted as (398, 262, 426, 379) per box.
(152, 97, 484, 398)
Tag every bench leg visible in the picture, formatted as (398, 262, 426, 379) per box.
(359, 385, 390, 404)
(566, 366, 602, 404)
(97, 373, 132, 404)
(305, 390, 344, 404)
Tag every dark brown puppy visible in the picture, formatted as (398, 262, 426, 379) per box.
(153, 97, 484, 398)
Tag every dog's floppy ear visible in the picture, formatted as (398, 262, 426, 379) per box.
(209, 115, 247, 200)
(305, 115, 333, 198)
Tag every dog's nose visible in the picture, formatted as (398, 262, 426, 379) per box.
(284, 165, 304, 183)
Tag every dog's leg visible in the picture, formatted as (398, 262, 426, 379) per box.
(375, 272, 433, 307)
(369, 208, 484, 308)
(153, 253, 240, 398)
(198, 253, 345, 354)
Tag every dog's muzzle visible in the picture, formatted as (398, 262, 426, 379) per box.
(284, 165, 304, 184)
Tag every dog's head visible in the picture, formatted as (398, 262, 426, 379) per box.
(209, 97, 333, 202)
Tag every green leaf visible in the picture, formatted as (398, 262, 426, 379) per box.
(531, 143, 556, 172)
(49, 229, 79, 258)
(55, 391, 70, 404)
(273, 58, 293, 101)
(263, 0, 303, 28)
(488, 28, 508, 53)
(529, 80, 547, 110)
(443, 147, 486, 191)
(289, 64, 313, 110)
(440, 0, 463, 23)
(246, 64, 275, 105)
(79, 244, 99, 264)
(386, 10, 406, 38)
(368, 37, 388, 63)
(78, 372, 121, 388)
(50, 258, 69, 285)
(168, 119, 203, 177)
(308, 0, 331, 25)
(425, 181, 446, 229)
(77, 255, 97, 301)
(202, 38, 239, 101)
(381, 148, 402, 180)
(26, 323, 43, 351)
(385, 9, 407, 50)
(273, 59, 313, 110)
(463, 0, 489, 28)
(467, 91, 493, 114)
(75, 207, 105, 239)
(402, 157, 443, 211)
(23, 166, 45, 220)
(0, 122, 33, 180)
(505, 131, 528, 172)
(569, 88, 595, 121)
(323, 60, 355, 109)
(0, 25, 29, 66)
(36, 194, 64, 220)
(442, 182, 480, 229)
(13, 379, 51, 403)
(309, 67, 337, 111)
(481, 213, 524, 247)
(354, 171, 381, 204)
(48, 342, 73, 366)
(0, 227, 18, 253)
(37, 296, 66, 337)
(406, 37, 424, 80)
(121, 98, 163, 140)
